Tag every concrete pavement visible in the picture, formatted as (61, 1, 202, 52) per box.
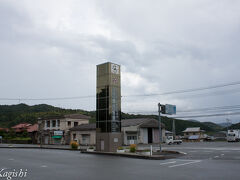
(0, 142, 240, 180)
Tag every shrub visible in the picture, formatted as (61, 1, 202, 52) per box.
(88, 146, 94, 149)
(118, 146, 124, 150)
(130, 144, 136, 153)
(70, 141, 79, 150)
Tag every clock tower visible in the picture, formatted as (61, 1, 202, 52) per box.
(96, 62, 122, 152)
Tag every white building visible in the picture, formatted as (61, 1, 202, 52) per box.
(38, 114, 90, 145)
(69, 118, 166, 146)
(122, 118, 165, 145)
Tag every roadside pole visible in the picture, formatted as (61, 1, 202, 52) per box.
(40, 130, 42, 148)
(158, 103, 162, 152)
(172, 119, 176, 139)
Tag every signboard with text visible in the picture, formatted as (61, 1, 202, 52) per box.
(54, 131, 63, 136)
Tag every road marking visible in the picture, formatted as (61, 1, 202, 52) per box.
(214, 156, 219, 158)
(169, 160, 201, 168)
(8, 158, 14, 161)
(41, 165, 48, 168)
(221, 154, 224, 156)
(179, 151, 187, 155)
(160, 161, 176, 165)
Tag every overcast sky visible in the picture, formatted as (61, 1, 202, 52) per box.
(1, 0, 240, 123)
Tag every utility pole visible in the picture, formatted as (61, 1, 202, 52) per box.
(226, 118, 231, 132)
(172, 119, 176, 139)
(158, 103, 162, 152)
(38, 118, 42, 149)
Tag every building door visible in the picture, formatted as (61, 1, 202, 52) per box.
(148, 128, 153, 143)
(82, 135, 90, 145)
(44, 136, 49, 144)
(143, 129, 148, 144)
(101, 140, 104, 151)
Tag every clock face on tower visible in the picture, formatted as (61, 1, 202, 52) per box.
(111, 64, 119, 74)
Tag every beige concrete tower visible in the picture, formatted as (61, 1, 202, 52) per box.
(96, 62, 122, 152)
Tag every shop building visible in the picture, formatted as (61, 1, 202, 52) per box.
(38, 114, 90, 145)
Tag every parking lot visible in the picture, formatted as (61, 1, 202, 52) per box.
(0, 142, 240, 180)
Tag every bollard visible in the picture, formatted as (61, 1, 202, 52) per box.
(150, 145, 152, 156)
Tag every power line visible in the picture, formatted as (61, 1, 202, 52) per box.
(122, 80, 240, 97)
(0, 95, 95, 101)
(1, 80, 240, 101)
(123, 104, 240, 114)
(173, 111, 240, 119)
(122, 111, 240, 119)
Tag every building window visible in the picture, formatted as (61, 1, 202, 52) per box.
(74, 122, 78, 127)
(127, 136, 137, 140)
(68, 121, 71, 127)
(52, 120, 56, 127)
(73, 134, 76, 140)
(47, 120, 50, 128)
(57, 120, 60, 127)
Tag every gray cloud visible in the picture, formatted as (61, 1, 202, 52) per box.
(0, 0, 240, 123)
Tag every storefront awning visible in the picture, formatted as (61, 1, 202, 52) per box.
(125, 131, 137, 134)
(52, 136, 62, 139)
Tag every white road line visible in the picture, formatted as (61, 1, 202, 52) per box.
(214, 156, 219, 158)
(179, 151, 187, 155)
(169, 160, 201, 168)
(41, 165, 48, 168)
(8, 158, 14, 161)
(221, 154, 224, 156)
(160, 161, 176, 165)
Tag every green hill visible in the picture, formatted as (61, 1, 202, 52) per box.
(0, 104, 223, 134)
(121, 113, 222, 134)
(0, 103, 93, 128)
(224, 122, 240, 130)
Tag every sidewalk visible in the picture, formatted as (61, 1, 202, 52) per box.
(0, 143, 74, 150)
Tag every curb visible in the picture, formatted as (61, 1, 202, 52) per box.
(0, 146, 79, 151)
(81, 150, 184, 160)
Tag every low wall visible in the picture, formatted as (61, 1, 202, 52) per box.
(2, 139, 33, 144)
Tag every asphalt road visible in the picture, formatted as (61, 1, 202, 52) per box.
(1, 142, 240, 180)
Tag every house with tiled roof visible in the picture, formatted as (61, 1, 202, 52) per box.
(182, 127, 205, 141)
(11, 123, 32, 133)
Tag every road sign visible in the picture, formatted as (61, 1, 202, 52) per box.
(165, 104, 176, 115)
(0, 136, 2, 139)
(161, 104, 176, 115)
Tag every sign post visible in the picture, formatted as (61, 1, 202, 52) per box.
(158, 103, 176, 153)
(158, 103, 162, 152)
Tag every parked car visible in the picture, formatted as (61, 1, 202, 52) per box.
(166, 136, 182, 145)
